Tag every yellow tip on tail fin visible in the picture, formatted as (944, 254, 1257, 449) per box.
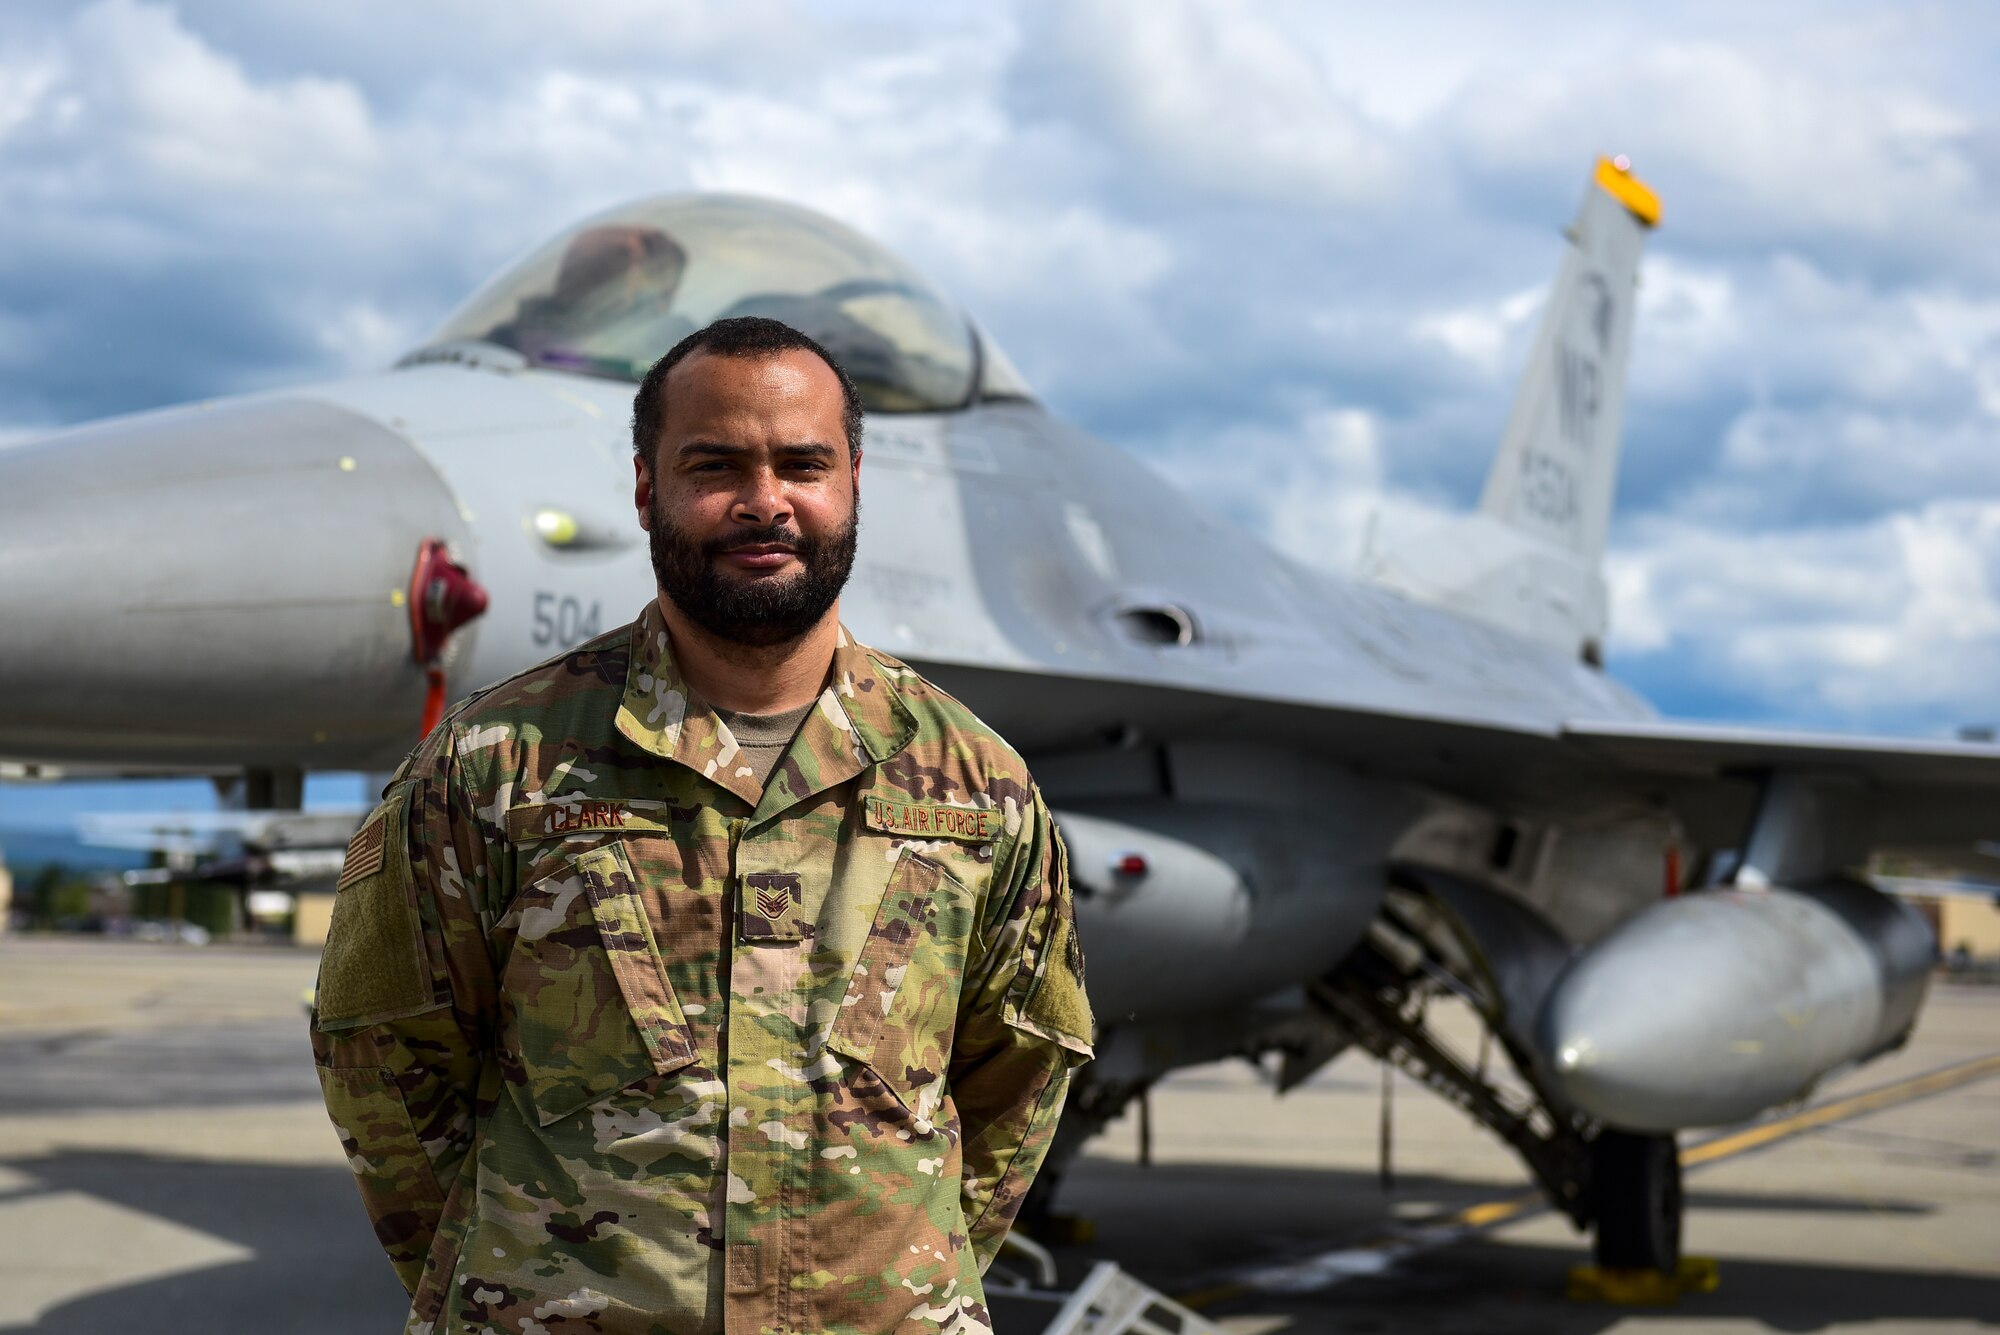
(1595, 156, 1662, 228)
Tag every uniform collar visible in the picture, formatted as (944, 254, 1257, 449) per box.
(615, 599, 917, 813)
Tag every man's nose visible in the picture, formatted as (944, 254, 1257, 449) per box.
(731, 468, 793, 527)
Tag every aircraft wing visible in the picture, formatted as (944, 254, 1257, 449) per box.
(2, 759, 238, 781)
(1562, 718, 2000, 785)
(1555, 717, 2000, 858)
(76, 809, 364, 853)
(1873, 874, 2000, 904)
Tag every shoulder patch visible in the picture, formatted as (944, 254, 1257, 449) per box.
(315, 786, 439, 1031)
(1021, 890, 1094, 1061)
(863, 795, 1004, 843)
(1007, 822, 1093, 1063)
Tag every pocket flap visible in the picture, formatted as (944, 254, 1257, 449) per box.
(829, 854, 942, 1060)
(506, 842, 699, 1126)
(575, 844, 699, 1080)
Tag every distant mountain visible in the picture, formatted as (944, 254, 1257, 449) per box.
(0, 827, 149, 878)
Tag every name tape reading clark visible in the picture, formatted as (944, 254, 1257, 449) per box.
(502, 795, 1005, 844)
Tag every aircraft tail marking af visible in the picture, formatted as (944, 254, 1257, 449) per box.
(1360, 158, 1657, 663)
(1478, 156, 1657, 565)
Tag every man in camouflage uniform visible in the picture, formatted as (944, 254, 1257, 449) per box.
(311, 317, 1093, 1334)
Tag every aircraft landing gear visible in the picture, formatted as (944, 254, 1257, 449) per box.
(1299, 878, 1703, 1291)
(1590, 1129, 1682, 1272)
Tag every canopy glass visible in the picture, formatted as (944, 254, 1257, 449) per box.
(420, 195, 987, 413)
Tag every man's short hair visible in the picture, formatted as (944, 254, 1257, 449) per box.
(631, 316, 865, 464)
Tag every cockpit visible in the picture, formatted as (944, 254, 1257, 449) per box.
(412, 194, 1031, 411)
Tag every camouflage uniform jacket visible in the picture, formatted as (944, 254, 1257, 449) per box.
(310, 600, 1093, 1335)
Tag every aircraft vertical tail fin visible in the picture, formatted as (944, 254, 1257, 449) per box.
(1479, 157, 1659, 566)
(1361, 159, 1657, 664)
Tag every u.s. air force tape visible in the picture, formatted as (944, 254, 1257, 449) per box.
(862, 795, 1003, 842)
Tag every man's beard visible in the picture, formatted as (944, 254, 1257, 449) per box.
(648, 499, 858, 649)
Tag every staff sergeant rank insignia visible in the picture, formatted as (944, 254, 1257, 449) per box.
(741, 870, 806, 941)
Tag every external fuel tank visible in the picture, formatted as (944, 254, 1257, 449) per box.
(1537, 880, 1934, 1130)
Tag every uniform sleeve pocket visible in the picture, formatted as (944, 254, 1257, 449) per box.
(826, 852, 971, 1128)
(1010, 885, 1095, 1066)
(503, 842, 698, 1126)
(316, 1064, 443, 1288)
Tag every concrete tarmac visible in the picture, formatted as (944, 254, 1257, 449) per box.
(1, 936, 1996, 1333)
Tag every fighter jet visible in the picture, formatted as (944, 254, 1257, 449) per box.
(2, 158, 1993, 1272)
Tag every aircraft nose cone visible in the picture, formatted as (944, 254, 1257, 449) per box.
(0, 396, 472, 768)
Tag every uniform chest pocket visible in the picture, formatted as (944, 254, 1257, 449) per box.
(824, 851, 977, 1122)
(501, 842, 698, 1126)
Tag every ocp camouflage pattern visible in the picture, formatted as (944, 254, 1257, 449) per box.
(310, 600, 1093, 1335)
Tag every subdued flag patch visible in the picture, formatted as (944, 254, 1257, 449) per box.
(337, 814, 387, 890)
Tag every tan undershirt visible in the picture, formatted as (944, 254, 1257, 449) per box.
(713, 699, 818, 791)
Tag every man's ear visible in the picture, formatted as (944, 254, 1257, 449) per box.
(849, 446, 862, 497)
(633, 453, 654, 530)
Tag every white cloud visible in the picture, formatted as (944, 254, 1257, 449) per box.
(1415, 285, 1543, 376)
(1610, 501, 2000, 726)
(1447, 37, 1991, 274)
(0, 0, 1997, 736)
(0, 50, 61, 144)
(63, 0, 379, 195)
(1026, 0, 1407, 209)
(1911, 292, 2000, 418)
(1631, 256, 1739, 396)
(1621, 255, 2000, 528)
(315, 301, 416, 374)
(1152, 407, 1461, 577)
(1602, 554, 1671, 655)
(890, 191, 1178, 403)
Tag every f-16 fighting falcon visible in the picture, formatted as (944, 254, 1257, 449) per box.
(0, 157, 1992, 1288)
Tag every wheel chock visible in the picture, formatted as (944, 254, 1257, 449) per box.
(1566, 1257, 1720, 1305)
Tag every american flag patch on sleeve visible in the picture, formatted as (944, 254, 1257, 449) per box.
(337, 813, 388, 890)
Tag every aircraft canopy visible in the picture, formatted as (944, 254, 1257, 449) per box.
(418, 194, 1024, 412)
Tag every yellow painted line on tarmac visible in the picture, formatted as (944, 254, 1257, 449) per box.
(1173, 1282, 1251, 1311)
(1681, 1049, 2000, 1168)
(1446, 1194, 1538, 1230)
(1178, 1048, 2000, 1312)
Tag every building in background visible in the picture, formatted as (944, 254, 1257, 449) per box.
(1939, 897, 2000, 964)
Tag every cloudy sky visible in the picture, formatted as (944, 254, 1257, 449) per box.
(4, 0, 2000, 748)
